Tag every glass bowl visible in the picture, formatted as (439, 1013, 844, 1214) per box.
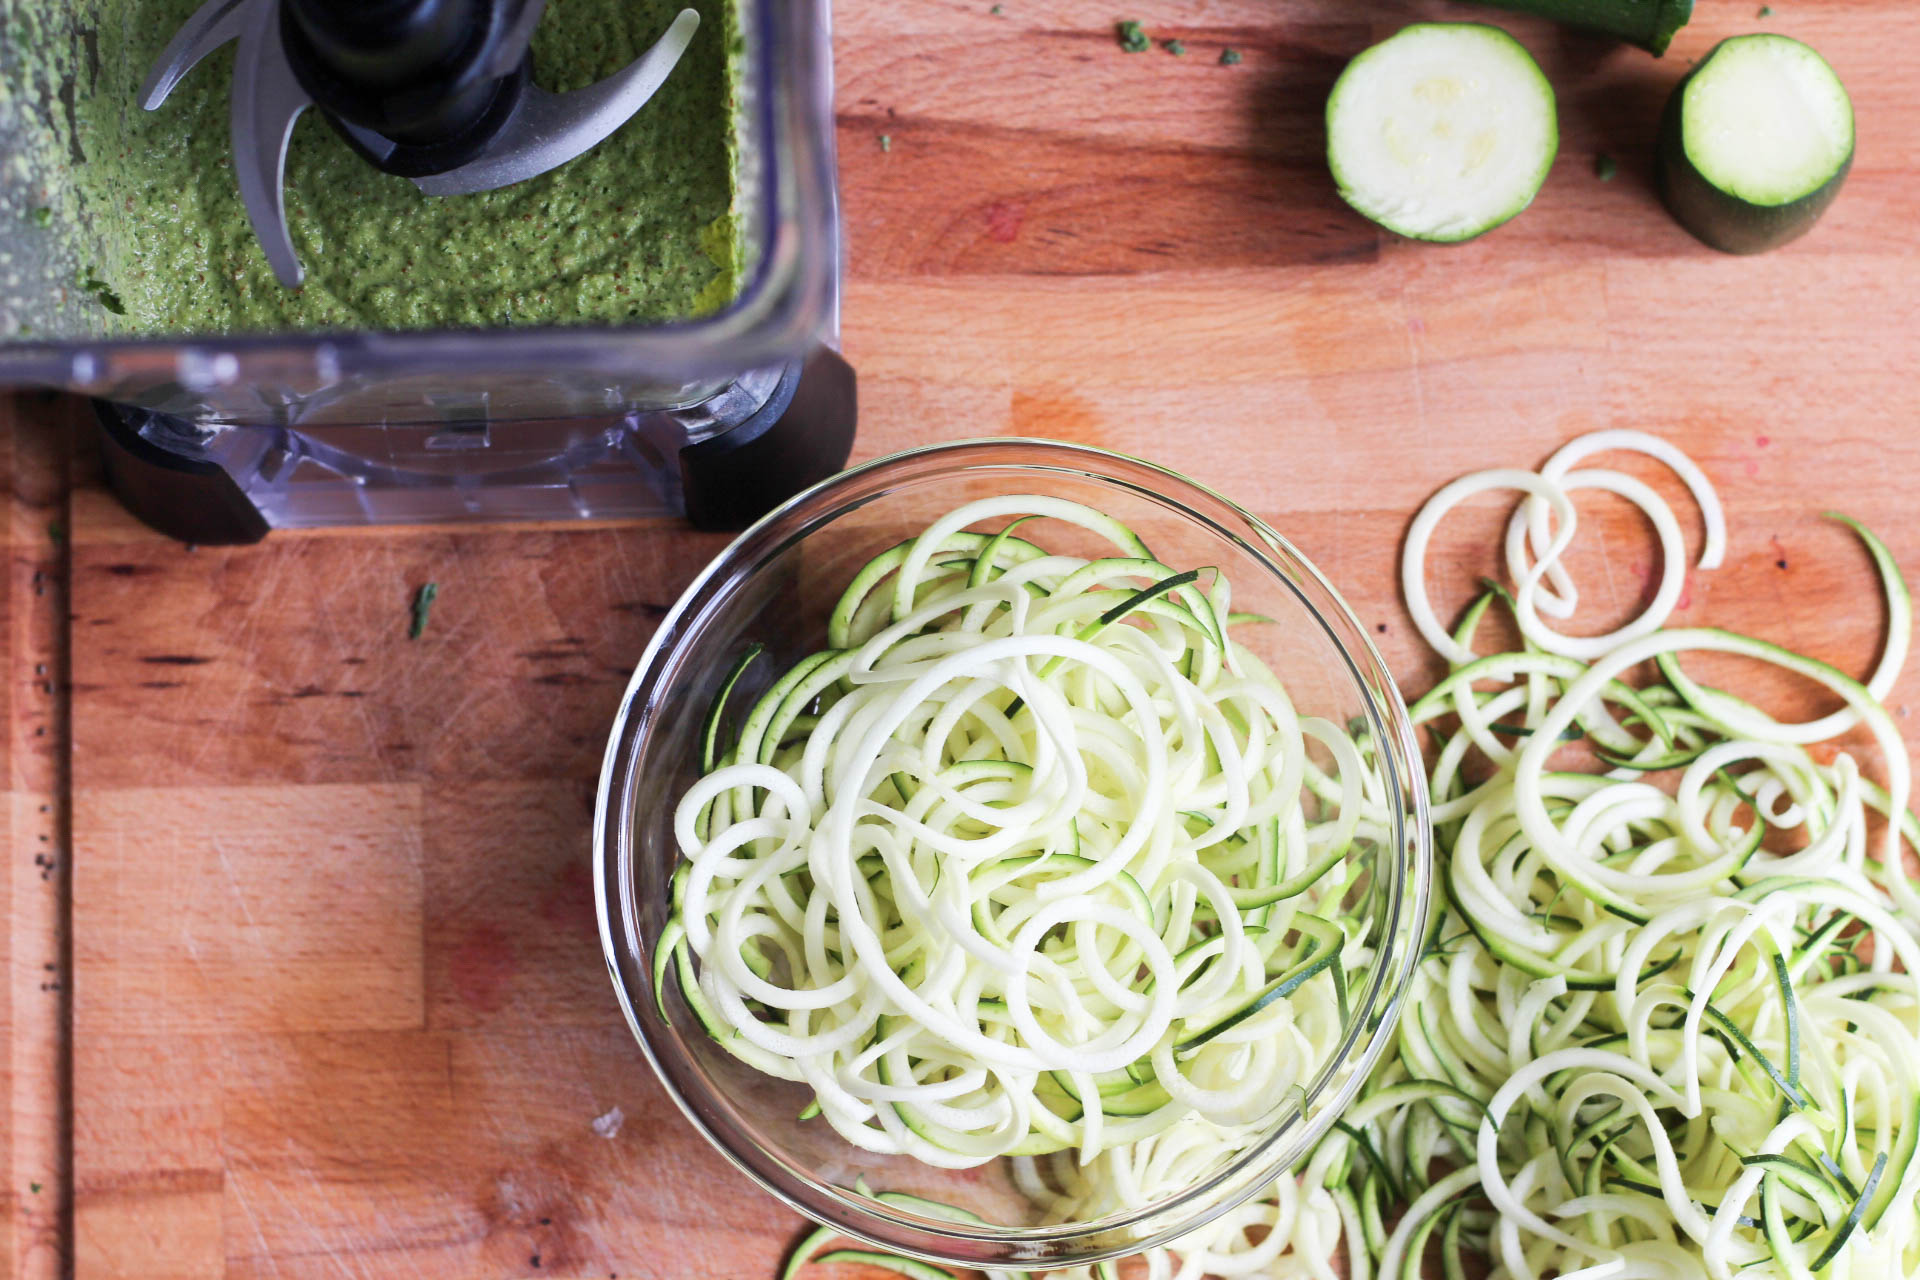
(594, 438, 1432, 1269)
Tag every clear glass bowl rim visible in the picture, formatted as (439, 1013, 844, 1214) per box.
(593, 437, 1435, 1267)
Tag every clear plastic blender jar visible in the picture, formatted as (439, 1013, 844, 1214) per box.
(0, 0, 855, 542)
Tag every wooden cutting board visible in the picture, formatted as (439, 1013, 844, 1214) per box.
(4, 0, 1920, 1275)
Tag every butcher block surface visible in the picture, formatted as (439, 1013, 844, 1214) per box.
(6, 0, 1920, 1275)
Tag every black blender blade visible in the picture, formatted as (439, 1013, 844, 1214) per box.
(140, 0, 699, 289)
(411, 14, 699, 198)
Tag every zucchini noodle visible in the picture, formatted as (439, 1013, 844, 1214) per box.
(661, 497, 1388, 1174)
(1020, 1119, 1348, 1280)
(1328, 439, 1920, 1280)
(1403, 430, 1729, 665)
(784, 438, 1920, 1280)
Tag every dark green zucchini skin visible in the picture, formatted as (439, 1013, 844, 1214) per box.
(1655, 53, 1854, 255)
(1469, 0, 1693, 55)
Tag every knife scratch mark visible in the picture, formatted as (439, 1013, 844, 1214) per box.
(260, 1167, 360, 1278)
(323, 544, 398, 785)
(213, 834, 257, 926)
(226, 1160, 285, 1277)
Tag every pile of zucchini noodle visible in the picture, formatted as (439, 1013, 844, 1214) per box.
(774, 430, 1920, 1280)
(660, 499, 1394, 1189)
(1350, 432, 1920, 1280)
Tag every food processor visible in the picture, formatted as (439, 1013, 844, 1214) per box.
(0, 0, 855, 543)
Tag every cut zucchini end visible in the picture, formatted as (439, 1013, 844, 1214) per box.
(1646, 0, 1695, 57)
(1327, 23, 1558, 244)
(1684, 35, 1854, 205)
(1658, 35, 1853, 254)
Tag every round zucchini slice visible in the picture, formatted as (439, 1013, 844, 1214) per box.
(1657, 34, 1854, 254)
(1326, 23, 1559, 244)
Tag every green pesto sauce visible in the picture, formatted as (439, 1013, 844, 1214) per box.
(64, 0, 739, 335)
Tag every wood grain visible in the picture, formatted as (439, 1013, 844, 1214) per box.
(2, 394, 73, 1280)
(4, 0, 1918, 1276)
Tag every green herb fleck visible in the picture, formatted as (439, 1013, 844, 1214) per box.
(1164, 38, 1186, 55)
(1758, 5, 1774, 16)
(77, 271, 126, 316)
(1594, 153, 1619, 182)
(879, 134, 892, 153)
(990, 2, 1003, 12)
(46, 521, 64, 547)
(30, 207, 53, 227)
(409, 583, 439, 640)
(1219, 47, 1243, 66)
(1116, 20, 1150, 53)
(28, 1183, 41, 1195)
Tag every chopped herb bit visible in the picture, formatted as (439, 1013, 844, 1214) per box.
(1164, 38, 1186, 56)
(1595, 152, 1619, 182)
(1758, 4, 1774, 15)
(990, 2, 1003, 12)
(46, 521, 64, 547)
(31, 207, 53, 227)
(28, 1182, 40, 1194)
(879, 134, 892, 152)
(1219, 47, 1243, 66)
(408, 582, 439, 640)
(78, 272, 126, 315)
(1116, 19, 1150, 53)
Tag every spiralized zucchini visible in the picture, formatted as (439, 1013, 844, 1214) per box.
(1019, 1118, 1349, 1280)
(1330, 433, 1920, 1280)
(783, 434, 1920, 1280)
(1402, 429, 1729, 665)
(661, 497, 1389, 1172)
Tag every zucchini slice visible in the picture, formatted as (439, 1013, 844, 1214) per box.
(1657, 35, 1854, 254)
(1327, 23, 1558, 243)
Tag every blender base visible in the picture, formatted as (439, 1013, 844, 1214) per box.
(94, 399, 274, 545)
(92, 349, 857, 545)
(681, 347, 857, 532)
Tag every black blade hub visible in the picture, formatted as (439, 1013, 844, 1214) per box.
(279, 0, 542, 177)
